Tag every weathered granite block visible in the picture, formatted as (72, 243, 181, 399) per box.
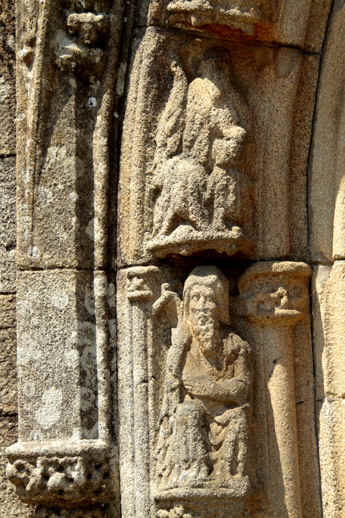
(0, 157, 16, 292)
(312, 262, 345, 400)
(0, 0, 15, 155)
(310, 3, 345, 262)
(0, 328, 17, 416)
(17, 270, 100, 441)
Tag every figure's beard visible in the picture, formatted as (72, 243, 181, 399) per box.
(190, 313, 218, 354)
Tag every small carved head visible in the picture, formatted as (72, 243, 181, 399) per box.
(183, 266, 230, 326)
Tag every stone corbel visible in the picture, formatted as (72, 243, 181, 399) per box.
(6, 440, 115, 506)
(237, 261, 311, 518)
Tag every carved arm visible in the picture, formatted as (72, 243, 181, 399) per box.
(183, 374, 249, 405)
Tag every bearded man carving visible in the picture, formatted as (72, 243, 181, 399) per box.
(154, 266, 252, 491)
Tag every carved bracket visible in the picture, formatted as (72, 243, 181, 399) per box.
(55, 1, 112, 76)
(6, 441, 115, 505)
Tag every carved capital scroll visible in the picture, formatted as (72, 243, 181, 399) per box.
(237, 261, 311, 325)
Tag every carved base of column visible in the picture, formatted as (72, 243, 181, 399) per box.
(6, 440, 115, 505)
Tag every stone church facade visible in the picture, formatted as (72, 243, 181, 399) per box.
(0, 0, 344, 516)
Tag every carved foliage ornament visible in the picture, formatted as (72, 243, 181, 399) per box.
(6, 455, 112, 504)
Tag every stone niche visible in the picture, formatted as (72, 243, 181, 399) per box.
(117, 259, 318, 518)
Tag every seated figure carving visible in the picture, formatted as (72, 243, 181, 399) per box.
(154, 266, 252, 497)
(147, 49, 254, 258)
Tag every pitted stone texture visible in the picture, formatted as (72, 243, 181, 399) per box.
(310, 2, 345, 262)
(15, 0, 124, 270)
(137, 0, 331, 51)
(36, 507, 110, 518)
(0, 328, 17, 415)
(0, 0, 15, 155)
(16, 91, 98, 269)
(118, 262, 319, 518)
(0, 420, 33, 518)
(16, 270, 100, 441)
(7, 454, 113, 505)
(312, 262, 345, 400)
(0, 157, 16, 292)
(118, 27, 319, 266)
(0, 451, 34, 518)
(312, 263, 345, 517)
(317, 399, 345, 518)
(0, 294, 16, 328)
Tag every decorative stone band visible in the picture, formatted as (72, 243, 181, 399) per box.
(6, 440, 115, 505)
(236, 261, 311, 326)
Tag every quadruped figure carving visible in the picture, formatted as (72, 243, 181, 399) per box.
(147, 49, 254, 259)
(154, 266, 252, 496)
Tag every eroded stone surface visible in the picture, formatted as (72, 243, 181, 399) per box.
(17, 270, 99, 441)
(0, 157, 16, 292)
(310, 2, 345, 262)
(312, 262, 345, 400)
(118, 27, 319, 266)
(312, 262, 345, 517)
(1, 0, 341, 517)
(0, 0, 15, 155)
(137, 0, 332, 51)
(118, 262, 318, 518)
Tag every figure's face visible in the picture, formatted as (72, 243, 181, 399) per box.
(188, 285, 219, 354)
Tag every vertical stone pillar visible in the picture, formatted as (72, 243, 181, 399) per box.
(238, 262, 311, 518)
(7, 0, 125, 514)
(117, 266, 161, 518)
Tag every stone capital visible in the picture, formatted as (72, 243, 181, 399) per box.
(237, 261, 311, 326)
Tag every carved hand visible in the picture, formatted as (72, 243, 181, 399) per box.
(183, 375, 216, 397)
(184, 375, 248, 405)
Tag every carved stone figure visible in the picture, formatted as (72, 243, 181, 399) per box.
(147, 48, 254, 259)
(154, 266, 251, 495)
